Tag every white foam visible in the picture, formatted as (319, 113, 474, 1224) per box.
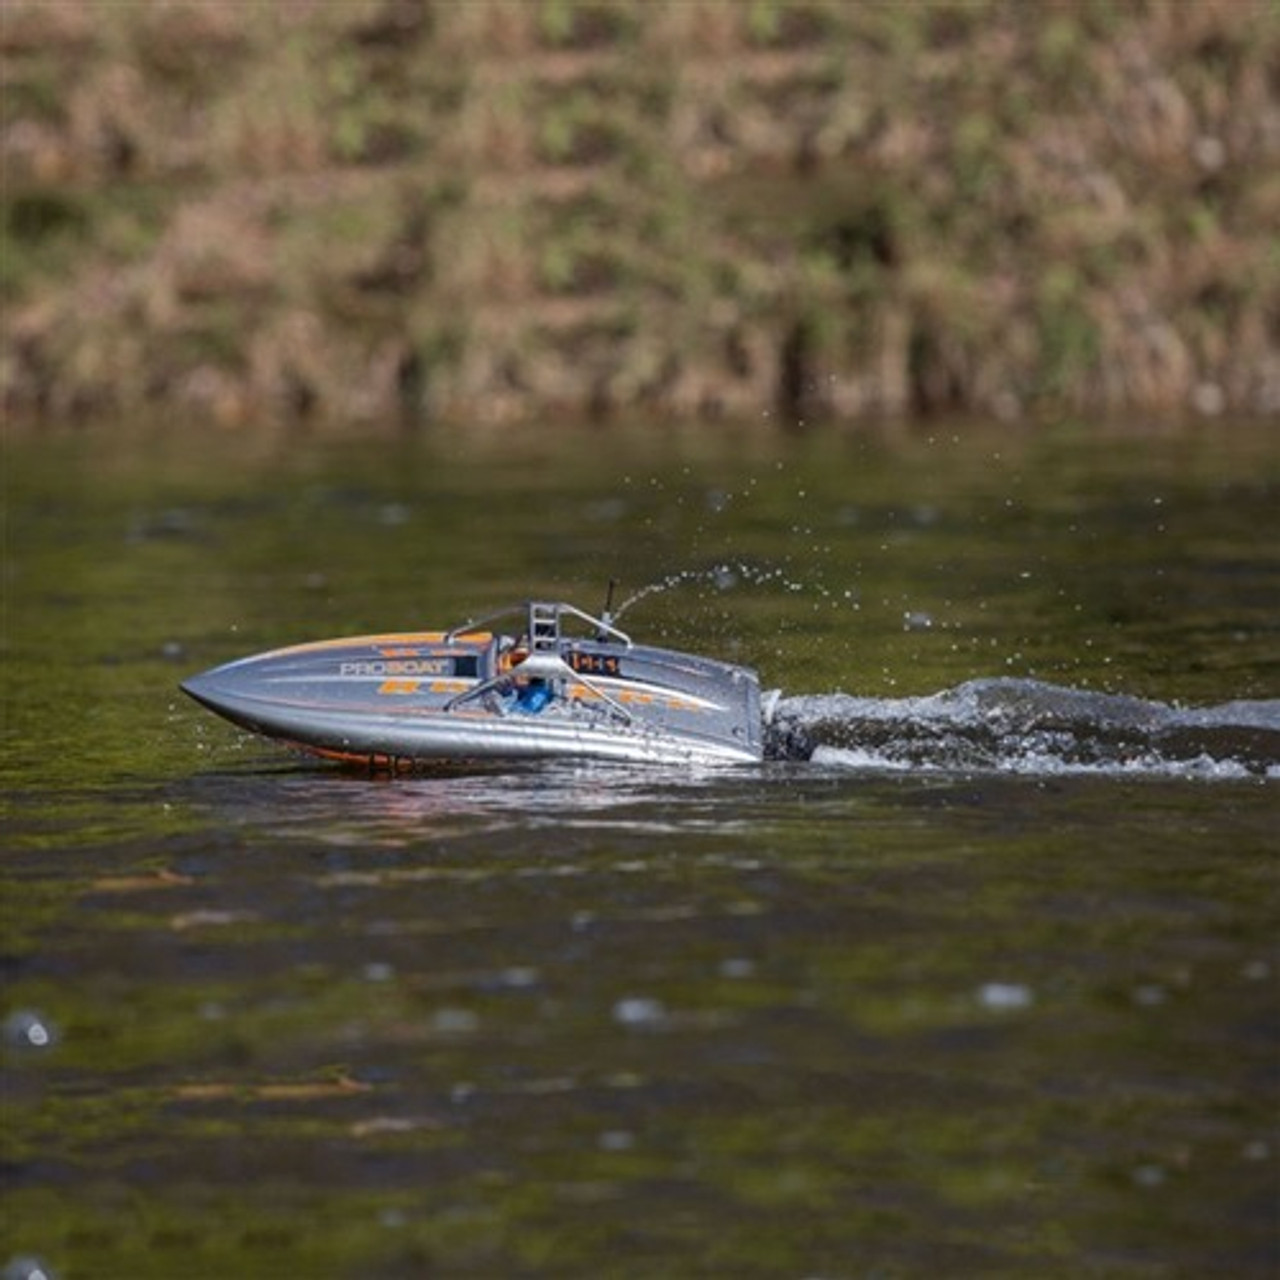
(771, 680, 1280, 779)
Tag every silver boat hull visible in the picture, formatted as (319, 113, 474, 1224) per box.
(182, 602, 763, 767)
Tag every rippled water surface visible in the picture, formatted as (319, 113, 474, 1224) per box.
(3, 421, 1278, 1278)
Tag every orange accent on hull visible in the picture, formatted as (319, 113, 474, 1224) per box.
(429, 679, 469, 693)
(378, 679, 421, 694)
(301, 744, 417, 772)
(268, 631, 493, 657)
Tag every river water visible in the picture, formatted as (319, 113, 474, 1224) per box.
(2, 420, 1278, 1278)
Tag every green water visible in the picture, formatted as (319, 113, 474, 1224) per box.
(2, 420, 1278, 1278)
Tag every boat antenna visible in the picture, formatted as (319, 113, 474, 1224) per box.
(599, 579, 618, 638)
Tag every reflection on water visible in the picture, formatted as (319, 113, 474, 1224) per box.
(2, 422, 1278, 1277)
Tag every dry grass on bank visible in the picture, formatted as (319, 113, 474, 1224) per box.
(2, 0, 1277, 429)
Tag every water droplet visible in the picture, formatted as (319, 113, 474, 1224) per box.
(377, 502, 411, 527)
(612, 996, 666, 1027)
(977, 983, 1033, 1012)
(3, 1257, 55, 1280)
(431, 1008, 479, 1034)
(4, 1011, 58, 1051)
(499, 966, 539, 989)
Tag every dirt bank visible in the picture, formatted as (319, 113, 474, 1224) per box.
(2, 0, 1277, 429)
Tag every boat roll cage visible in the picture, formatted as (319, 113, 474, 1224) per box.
(442, 601, 635, 720)
(445, 600, 632, 652)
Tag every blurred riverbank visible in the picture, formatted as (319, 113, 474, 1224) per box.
(3, 0, 1277, 431)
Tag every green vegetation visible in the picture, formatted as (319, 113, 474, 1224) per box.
(1, 0, 1277, 428)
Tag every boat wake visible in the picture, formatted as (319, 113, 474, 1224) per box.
(766, 678, 1280, 779)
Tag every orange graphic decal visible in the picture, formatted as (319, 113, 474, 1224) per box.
(378, 679, 420, 695)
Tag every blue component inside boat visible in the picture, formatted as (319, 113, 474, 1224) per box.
(515, 682, 553, 714)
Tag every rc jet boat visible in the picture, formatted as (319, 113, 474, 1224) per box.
(181, 600, 764, 767)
